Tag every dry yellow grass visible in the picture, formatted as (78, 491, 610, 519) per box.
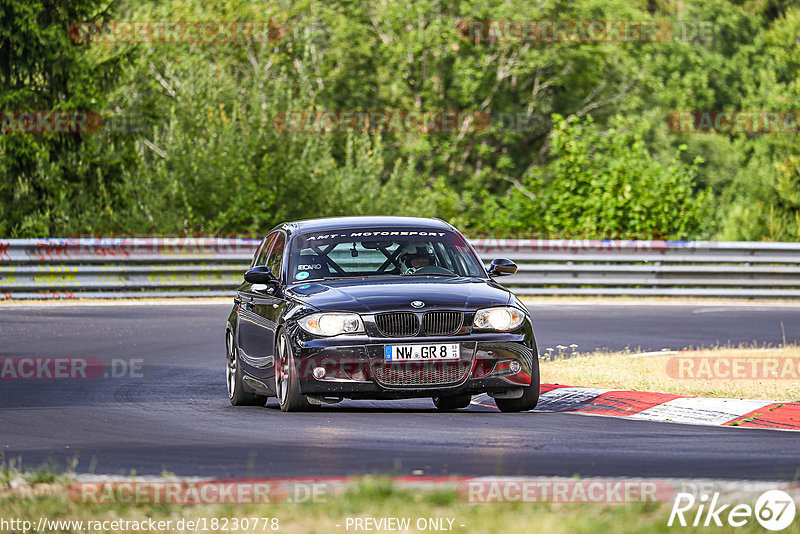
(541, 347, 800, 401)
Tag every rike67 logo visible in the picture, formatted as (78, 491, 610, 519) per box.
(668, 490, 796, 530)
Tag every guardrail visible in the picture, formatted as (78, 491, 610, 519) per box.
(0, 237, 799, 299)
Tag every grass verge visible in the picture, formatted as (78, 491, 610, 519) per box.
(541, 346, 800, 401)
(2, 474, 798, 534)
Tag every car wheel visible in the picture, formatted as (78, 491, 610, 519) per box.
(275, 330, 312, 412)
(495, 357, 540, 413)
(227, 330, 268, 406)
(433, 395, 472, 411)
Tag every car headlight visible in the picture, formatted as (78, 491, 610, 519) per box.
(298, 313, 365, 336)
(473, 307, 525, 331)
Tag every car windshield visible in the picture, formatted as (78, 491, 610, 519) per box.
(288, 227, 486, 282)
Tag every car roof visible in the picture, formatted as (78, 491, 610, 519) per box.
(280, 216, 456, 235)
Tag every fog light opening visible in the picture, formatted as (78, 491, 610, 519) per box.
(349, 367, 366, 381)
(509, 360, 521, 373)
(313, 366, 326, 379)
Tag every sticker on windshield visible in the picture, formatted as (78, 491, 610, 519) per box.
(295, 271, 310, 280)
(305, 230, 447, 241)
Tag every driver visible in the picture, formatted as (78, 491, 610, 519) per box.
(402, 246, 434, 273)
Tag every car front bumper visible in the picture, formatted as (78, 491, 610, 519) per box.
(288, 331, 537, 399)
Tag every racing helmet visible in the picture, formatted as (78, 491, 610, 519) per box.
(399, 245, 435, 269)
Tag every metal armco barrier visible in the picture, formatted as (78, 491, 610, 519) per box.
(1, 237, 799, 299)
(0, 238, 256, 300)
(471, 239, 800, 298)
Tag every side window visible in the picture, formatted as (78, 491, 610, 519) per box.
(252, 234, 275, 267)
(266, 233, 286, 277)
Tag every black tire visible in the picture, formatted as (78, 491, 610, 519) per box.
(226, 330, 268, 406)
(275, 330, 312, 412)
(495, 357, 540, 413)
(433, 395, 472, 411)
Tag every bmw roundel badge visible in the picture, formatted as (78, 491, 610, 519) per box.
(411, 300, 425, 308)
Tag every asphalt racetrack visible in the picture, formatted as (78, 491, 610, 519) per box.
(1, 301, 799, 480)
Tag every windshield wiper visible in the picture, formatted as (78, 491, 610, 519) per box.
(292, 276, 349, 283)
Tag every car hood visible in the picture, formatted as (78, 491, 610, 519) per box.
(286, 276, 512, 314)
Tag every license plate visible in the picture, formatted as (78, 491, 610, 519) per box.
(384, 343, 460, 362)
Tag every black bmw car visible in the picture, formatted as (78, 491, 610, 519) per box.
(225, 216, 539, 412)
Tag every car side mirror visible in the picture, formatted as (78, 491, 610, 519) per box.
(488, 258, 517, 277)
(244, 265, 278, 284)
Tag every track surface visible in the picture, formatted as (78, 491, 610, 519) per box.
(1, 302, 799, 480)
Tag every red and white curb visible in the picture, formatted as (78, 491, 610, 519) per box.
(476, 385, 800, 430)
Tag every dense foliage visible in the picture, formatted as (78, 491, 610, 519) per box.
(1, 0, 799, 240)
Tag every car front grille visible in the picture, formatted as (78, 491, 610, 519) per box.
(374, 311, 464, 337)
(375, 312, 419, 337)
(372, 360, 471, 387)
(422, 311, 463, 336)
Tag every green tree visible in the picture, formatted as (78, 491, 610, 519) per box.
(491, 114, 709, 239)
(3, 0, 796, 242)
(0, 0, 135, 236)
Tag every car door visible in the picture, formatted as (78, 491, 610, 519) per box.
(236, 231, 286, 385)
